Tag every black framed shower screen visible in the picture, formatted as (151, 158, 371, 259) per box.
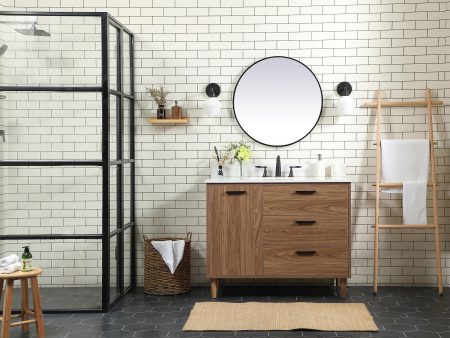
(0, 11, 136, 312)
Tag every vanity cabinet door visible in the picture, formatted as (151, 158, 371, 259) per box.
(207, 184, 263, 277)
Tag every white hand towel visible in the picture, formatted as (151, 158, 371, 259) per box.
(151, 240, 185, 274)
(0, 254, 19, 268)
(403, 181, 427, 224)
(381, 139, 429, 224)
(0, 261, 22, 274)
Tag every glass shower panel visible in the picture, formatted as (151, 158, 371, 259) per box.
(0, 15, 102, 87)
(123, 98, 131, 160)
(124, 164, 131, 225)
(109, 234, 120, 302)
(1, 166, 102, 236)
(0, 91, 102, 161)
(123, 33, 131, 94)
(2, 239, 102, 310)
(109, 94, 118, 161)
(110, 165, 118, 232)
(109, 25, 118, 91)
(124, 227, 132, 290)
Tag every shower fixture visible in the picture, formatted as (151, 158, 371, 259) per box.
(0, 44, 7, 56)
(0, 130, 5, 142)
(15, 22, 50, 37)
(0, 95, 5, 100)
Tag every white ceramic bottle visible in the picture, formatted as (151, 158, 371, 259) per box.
(315, 154, 325, 177)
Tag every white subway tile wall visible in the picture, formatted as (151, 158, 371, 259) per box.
(0, 0, 449, 288)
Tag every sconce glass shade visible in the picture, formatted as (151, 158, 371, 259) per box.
(205, 96, 221, 116)
(337, 95, 354, 115)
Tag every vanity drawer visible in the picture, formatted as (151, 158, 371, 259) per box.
(263, 215, 347, 230)
(263, 228, 349, 277)
(263, 183, 348, 217)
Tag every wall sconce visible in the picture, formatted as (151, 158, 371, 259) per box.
(204, 83, 221, 116)
(336, 82, 354, 115)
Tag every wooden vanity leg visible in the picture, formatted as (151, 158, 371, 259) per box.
(338, 278, 347, 298)
(335, 278, 341, 288)
(210, 278, 219, 298)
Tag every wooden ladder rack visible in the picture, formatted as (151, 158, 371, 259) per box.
(368, 88, 443, 296)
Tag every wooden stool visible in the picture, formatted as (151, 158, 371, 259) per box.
(0, 268, 45, 338)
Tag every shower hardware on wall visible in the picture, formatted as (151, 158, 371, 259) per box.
(15, 22, 50, 36)
(0, 130, 5, 142)
(0, 17, 50, 37)
(0, 43, 7, 56)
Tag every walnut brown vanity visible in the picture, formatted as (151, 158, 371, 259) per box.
(206, 177, 351, 298)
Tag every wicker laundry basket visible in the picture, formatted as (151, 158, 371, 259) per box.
(143, 233, 191, 295)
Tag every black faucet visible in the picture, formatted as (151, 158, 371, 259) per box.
(275, 155, 281, 177)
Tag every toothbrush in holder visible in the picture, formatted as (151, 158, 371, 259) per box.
(214, 146, 223, 176)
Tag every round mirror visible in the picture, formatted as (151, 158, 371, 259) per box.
(233, 56, 323, 147)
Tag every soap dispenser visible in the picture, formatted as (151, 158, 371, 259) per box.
(315, 154, 325, 177)
(21, 246, 32, 272)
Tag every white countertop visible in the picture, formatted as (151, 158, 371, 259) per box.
(205, 176, 351, 183)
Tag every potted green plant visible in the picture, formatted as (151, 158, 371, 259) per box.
(147, 86, 170, 119)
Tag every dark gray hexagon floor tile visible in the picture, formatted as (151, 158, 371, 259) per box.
(156, 319, 185, 331)
(382, 323, 417, 332)
(395, 317, 428, 325)
(406, 311, 435, 319)
(416, 324, 450, 332)
(428, 317, 450, 325)
(163, 311, 190, 319)
(436, 332, 450, 338)
(374, 311, 408, 319)
(152, 306, 184, 313)
(404, 331, 441, 338)
(81, 318, 115, 325)
(133, 311, 165, 319)
(145, 317, 177, 325)
(113, 316, 145, 325)
(121, 304, 154, 313)
(134, 329, 172, 337)
(90, 323, 125, 332)
(374, 329, 408, 337)
(66, 330, 103, 338)
(100, 330, 135, 338)
(123, 322, 157, 332)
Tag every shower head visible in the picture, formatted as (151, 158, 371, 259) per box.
(15, 22, 50, 37)
(0, 44, 7, 56)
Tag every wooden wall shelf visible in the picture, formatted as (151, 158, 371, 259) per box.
(148, 118, 189, 125)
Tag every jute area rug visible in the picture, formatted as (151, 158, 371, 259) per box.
(183, 302, 378, 332)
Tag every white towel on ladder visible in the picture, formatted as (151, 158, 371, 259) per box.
(151, 240, 185, 274)
(381, 139, 429, 224)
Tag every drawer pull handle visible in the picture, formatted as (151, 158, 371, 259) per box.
(226, 190, 246, 195)
(295, 190, 316, 195)
(295, 250, 316, 256)
(295, 220, 316, 226)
